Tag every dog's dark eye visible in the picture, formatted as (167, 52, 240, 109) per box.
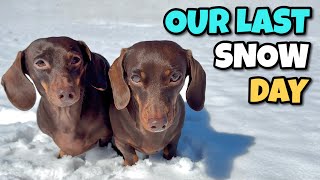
(170, 72, 181, 82)
(34, 59, 49, 69)
(35, 60, 45, 67)
(131, 75, 141, 83)
(71, 56, 81, 65)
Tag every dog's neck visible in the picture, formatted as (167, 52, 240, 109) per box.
(37, 88, 88, 133)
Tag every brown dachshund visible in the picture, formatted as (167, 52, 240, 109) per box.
(1, 37, 113, 157)
(108, 41, 206, 165)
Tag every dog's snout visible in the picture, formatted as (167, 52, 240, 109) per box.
(148, 118, 168, 132)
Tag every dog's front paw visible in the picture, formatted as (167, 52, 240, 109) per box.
(57, 150, 66, 159)
(123, 154, 139, 166)
(163, 147, 177, 160)
(98, 138, 110, 147)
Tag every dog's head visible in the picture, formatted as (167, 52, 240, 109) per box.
(1, 37, 108, 110)
(109, 41, 206, 133)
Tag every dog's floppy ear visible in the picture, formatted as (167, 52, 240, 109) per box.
(108, 48, 130, 110)
(78, 40, 108, 91)
(1, 51, 36, 111)
(186, 50, 206, 111)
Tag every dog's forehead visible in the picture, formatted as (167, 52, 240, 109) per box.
(125, 41, 187, 70)
(45, 37, 80, 49)
(131, 41, 184, 57)
(25, 37, 81, 57)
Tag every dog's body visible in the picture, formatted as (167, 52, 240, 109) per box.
(1, 37, 113, 156)
(109, 41, 206, 165)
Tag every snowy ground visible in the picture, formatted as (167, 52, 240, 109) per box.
(0, 0, 319, 180)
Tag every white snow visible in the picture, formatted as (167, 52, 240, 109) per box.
(0, 0, 319, 180)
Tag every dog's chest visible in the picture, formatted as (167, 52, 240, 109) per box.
(139, 136, 169, 154)
(51, 115, 107, 155)
(125, 126, 174, 154)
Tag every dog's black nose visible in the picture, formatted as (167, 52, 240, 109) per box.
(148, 118, 168, 132)
(58, 90, 75, 101)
